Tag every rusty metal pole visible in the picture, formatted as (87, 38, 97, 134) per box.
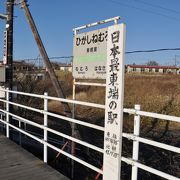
(20, 0, 72, 115)
(19, 3, 81, 175)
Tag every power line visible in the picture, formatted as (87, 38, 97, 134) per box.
(133, 0, 180, 15)
(126, 48, 180, 54)
(15, 56, 73, 61)
(49, 56, 73, 60)
(16, 48, 180, 61)
(104, 0, 180, 22)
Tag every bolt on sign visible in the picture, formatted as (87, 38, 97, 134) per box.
(103, 24, 126, 180)
(73, 27, 108, 79)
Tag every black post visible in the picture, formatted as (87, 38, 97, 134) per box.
(6, 0, 14, 91)
(6, 0, 14, 138)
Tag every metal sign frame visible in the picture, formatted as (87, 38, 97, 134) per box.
(73, 17, 120, 80)
(72, 17, 126, 180)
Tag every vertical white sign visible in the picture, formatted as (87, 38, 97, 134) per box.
(103, 23, 126, 180)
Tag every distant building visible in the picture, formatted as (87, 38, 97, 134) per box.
(50, 61, 72, 72)
(13, 61, 34, 72)
(126, 65, 180, 75)
(0, 60, 34, 72)
(59, 64, 72, 72)
(0, 60, 46, 80)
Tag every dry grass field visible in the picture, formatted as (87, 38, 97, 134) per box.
(48, 73, 180, 127)
(48, 73, 180, 179)
(125, 74, 180, 116)
(13, 72, 180, 179)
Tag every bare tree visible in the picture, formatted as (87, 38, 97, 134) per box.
(146, 60, 159, 66)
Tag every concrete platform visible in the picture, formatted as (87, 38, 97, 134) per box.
(0, 135, 69, 180)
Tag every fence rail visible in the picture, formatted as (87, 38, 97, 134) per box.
(0, 88, 179, 180)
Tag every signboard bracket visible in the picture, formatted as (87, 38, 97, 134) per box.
(73, 16, 120, 35)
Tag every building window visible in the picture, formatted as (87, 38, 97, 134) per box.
(155, 69, 159, 72)
(141, 68, 145, 72)
(133, 68, 136, 71)
(167, 70, 172, 74)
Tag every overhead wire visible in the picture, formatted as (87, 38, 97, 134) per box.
(126, 48, 180, 54)
(16, 48, 180, 62)
(16, 56, 73, 61)
(133, 0, 180, 15)
(104, 0, 180, 22)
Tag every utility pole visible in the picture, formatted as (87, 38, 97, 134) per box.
(20, 0, 72, 115)
(6, 0, 14, 91)
(19, 2, 81, 176)
(3, 0, 14, 139)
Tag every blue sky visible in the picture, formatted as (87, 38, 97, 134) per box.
(0, 0, 180, 65)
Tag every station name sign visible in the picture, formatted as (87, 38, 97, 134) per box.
(73, 21, 126, 180)
(73, 26, 108, 79)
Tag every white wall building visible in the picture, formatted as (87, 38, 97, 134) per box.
(126, 65, 180, 74)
